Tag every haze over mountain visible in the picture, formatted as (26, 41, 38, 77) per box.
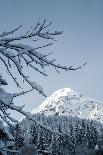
(32, 88, 103, 123)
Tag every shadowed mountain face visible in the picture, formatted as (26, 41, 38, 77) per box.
(32, 88, 103, 123)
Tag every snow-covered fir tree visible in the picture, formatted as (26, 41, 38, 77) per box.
(21, 114, 103, 154)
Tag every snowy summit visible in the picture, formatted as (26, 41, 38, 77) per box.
(32, 88, 103, 123)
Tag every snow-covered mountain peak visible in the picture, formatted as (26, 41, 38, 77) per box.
(50, 88, 77, 97)
(45, 88, 77, 101)
(32, 88, 103, 123)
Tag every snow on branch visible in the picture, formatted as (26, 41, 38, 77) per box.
(0, 25, 22, 38)
(0, 19, 85, 96)
(0, 87, 63, 136)
(0, 20, 86, 137)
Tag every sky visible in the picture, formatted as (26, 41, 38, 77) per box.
(0, 0, 103, 120)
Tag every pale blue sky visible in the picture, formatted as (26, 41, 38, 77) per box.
(0, 0, 103, 119)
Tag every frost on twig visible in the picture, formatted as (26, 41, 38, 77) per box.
(0, 19, 86, 97)
(0, 20, 86, 137)
(0, 86, 63, 136)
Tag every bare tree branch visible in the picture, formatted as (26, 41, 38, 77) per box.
(0, 20, 86, 138)
(0, 25, 22, 38)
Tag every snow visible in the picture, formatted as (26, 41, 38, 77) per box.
(0, 120, 14, 141)
(32, 88, 103, 123)
(94, 144, 99, 151)
(0, 139, 5, 149)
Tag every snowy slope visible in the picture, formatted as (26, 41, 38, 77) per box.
(32, 88, 103, 123)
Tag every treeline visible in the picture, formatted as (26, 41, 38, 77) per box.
(9, 115, 103, 155)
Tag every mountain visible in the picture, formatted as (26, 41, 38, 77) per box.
(32, 88, 103, 123)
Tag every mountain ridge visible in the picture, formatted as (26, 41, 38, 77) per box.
(32, 88, 103, 123)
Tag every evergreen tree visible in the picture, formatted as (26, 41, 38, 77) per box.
(86, 121, 98, 150)
(100, 128, 103, 146)
(80, 120, 86, 141)
(69, 123, 76, 152)
(12, 123, 24, 149)
(49, 133, 60, 155)
(36, 127, 46, 152)
(30, 125, 38, 145)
